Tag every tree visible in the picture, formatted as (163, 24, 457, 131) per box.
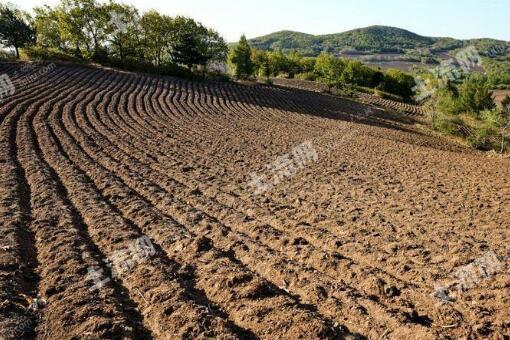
(169, 16, 227, 70)
(228, 35, 253, 79)
(80, 0, 109, 55)
(458, 74, 494, 114)
(55, 0, 90, 56)
(286, 51, 303, 78)
(252, 49, 270, 81)
(140, 11, 173, 66)
(314, 52, 344, 90)
(267, 50, 290, 76)
(300, 57, 316, 73)
(34, 6, 63, 49)
(104, 2, 140, 62)
(379, 69, 416, 100)
(0, 5, 36, 58)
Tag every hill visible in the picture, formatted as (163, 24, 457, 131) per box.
(1, 61, 509, 338)
(247, 25, 510, 56)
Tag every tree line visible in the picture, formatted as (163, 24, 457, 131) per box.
(422, 72, 510, 152)
(229, 35, 416, 101)
(0, 0, 228, 74)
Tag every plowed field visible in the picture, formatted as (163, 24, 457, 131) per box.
(1, 63, 509, 339)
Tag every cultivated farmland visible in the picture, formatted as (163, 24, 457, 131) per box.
(0, 63, 509, 339)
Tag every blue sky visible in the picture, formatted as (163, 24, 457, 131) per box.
(14, 0, 510, 42)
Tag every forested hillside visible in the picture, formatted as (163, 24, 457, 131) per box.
(247, 25, 510, 56)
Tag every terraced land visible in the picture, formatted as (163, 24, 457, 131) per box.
(0, 62, 509, 339)
(269, 78, 425, 116)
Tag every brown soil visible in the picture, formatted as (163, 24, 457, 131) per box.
(492, 90, 510, 107)
(0, 62, 509, 339)
(270, 78, 425, 116)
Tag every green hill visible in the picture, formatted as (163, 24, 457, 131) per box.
(247, 25, 509, 56)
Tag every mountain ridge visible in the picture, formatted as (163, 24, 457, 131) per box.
(245, 25, 510, 56)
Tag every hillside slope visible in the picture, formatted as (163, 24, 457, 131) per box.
(247, 25, 510, 56)
(1, 62, 509, 339)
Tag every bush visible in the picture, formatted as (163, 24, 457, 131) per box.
(501, 95, 510, 113)
(20, 46, 84, 63)
(0, 49, 15, 61)
(355, 86, 375, 94)
(458, 74, 494, 114)
(468, 109, 505, 150)
(433, 85, 463, 115)
(377, 69, 415, 101)
(205, 71, 230, 82)
(295, 72, 316, 81)
(373, 89, 404, 101)
(431, 111, 466, 136)
(103, 57, 194, 78)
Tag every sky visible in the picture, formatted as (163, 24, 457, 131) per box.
(12, 0, 510, 43)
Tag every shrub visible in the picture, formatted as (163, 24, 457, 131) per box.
(468, 109, 505, 150)
(431, 111, 466, 136)
(206, 71, 230, 82)
(377, 69, 415, 101)
(433, 85, 463, 115)
(20, 46, 84, 63)
(373, 89, 404, 102)
(458, 74, 494, 114)
(0, 49, 15, 61)
(295, 72, 316, 81)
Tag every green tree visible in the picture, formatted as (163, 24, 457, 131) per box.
(169, 16, 227, 70)
(54, 0, 90, 56)
(252, 49, 270, 81)
(458, 74, 494, 114)
(341, 60, 375, 87)
(34, 5, 63, 49)
(0, 5, 36, 58)
(140, 11, 173, 66)
(104, 2, 140, 62)
(379, 69, 416, 100)
(31, 0, 229, 75)
(228, 35, 253, 79)
(300, 57, 316, 73)
(81, 0, 109, 56)
(314, 52, 344, 89)
(286, 51, 303, 78)
(267, 50, 290, 76)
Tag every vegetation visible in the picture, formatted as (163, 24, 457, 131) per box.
(228, 44, 417, 100)
(502, 95, 510, 113)
(313, 52, 344, 89)
(426, 73, 510, 152)
(246, 26, 510, 57)
(0, 5, 36, 58)
(484, 58, 510, 87)
(228, 35, 253, 79)
(0, 0, 228, 78)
